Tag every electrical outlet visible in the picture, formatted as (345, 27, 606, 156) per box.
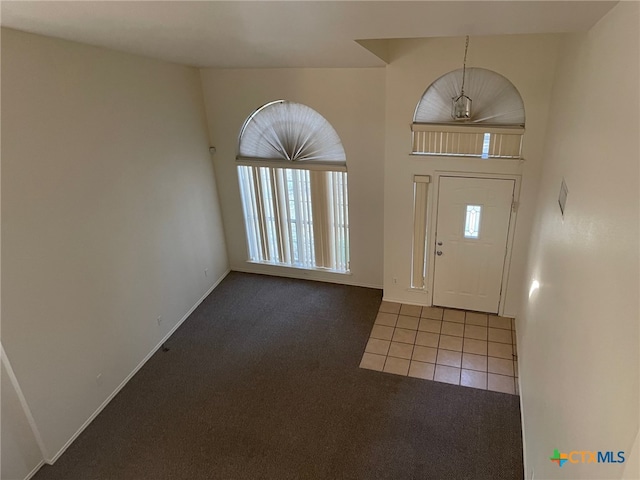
(204, 268, 208, 277)
(157, 315, 162, 326)
(96, 373, 103, 386)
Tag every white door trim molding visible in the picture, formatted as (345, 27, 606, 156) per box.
(426, 171, 521, 316)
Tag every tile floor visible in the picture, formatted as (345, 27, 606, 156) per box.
(359, 301, 519, 395)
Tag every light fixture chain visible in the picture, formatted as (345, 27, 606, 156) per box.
(461, 35, 469, 96)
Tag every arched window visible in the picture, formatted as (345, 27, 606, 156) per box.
(237, 101, 349, 273)
(412, 68, 525, 159)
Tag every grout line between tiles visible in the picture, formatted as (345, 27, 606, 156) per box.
(371, 305, 518, 395)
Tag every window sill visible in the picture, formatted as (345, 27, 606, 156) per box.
(245, 260, 351, 276)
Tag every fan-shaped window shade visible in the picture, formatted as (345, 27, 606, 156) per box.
(412, 68, 525, 159)
(238, 100, 346, 168)
(414, 68, 524, 125)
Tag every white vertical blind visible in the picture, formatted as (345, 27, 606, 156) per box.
(411, 124, 524, 158)
(237, 165, 349, 273)
(411, 175, 431, 289)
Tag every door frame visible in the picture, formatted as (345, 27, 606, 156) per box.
(426, 171, 521, 316)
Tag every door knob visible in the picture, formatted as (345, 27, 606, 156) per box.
(437, 241, 443, 246)
(436, 251, 443, 256)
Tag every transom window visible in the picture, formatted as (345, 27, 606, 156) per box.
(411, 68, 526, 159)
(237, 101, 350, 273)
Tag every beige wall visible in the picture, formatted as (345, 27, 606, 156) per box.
(199, 68, 386, 288)
(1, 28, 229, 463)
(382, 34, 561, 316)
(519, 3, 639, 479)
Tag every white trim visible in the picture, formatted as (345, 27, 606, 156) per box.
(47, 269, 230, 464)
(381, 296, 427, 307)
(23, 460, 45, 480)
(515, 326, 529, 479)
(236, 157, 346, 172)
(244, 260, 349, 276)
(411, 123, 524, 135)
(233, 265, 382, 290)
(413, 175, 431, 184)
(0, 344, 50, 461)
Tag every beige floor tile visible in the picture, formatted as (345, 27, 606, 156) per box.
(464, 324, 488, 341)
(396, 315, 419, 330)
(488, 315, 512, 330)
(465, 312, 488, 326)
(383, 357, 410, 376)
(488, 327, 513, 344)
(441, 321, 464, 337)
(359, 353, 386, 371)
(374, 312, 397, 327)
(379, 301, 401, 314)
(388, 341, 414, 360)
(436, 349, 462, 368)
(488, 341, 513, 360)
(392, 328, 417, 344)
(438, 334, 463, 352)
(412, 345, 438, 363)
(365, 338, 390, 355)
(443, 309, 465, 323)
(488, 357, 514, 376)
(487, 373, 515, 394)
(415, 332, 440, 348)
(463, 338, 488, 355)
(400, 304, 422, 317)
(461, 369, 487, 389)
(408, 361, 435, 380)
(421, 306, 444, 320)
(370, 325, 394, 341)
(418, 319, 442, 333)
(514, 360, 519, 377)
(434, 365, 461, 385)
(461, 352, 487, 372)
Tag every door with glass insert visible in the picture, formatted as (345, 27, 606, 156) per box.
(433, 176, 515, 313)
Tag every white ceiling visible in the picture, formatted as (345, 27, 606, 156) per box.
(1, 1, 617, 68)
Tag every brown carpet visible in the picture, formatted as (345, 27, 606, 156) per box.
(34, 271, 524, 480)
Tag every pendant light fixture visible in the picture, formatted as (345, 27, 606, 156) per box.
(452, 35, 472, 121)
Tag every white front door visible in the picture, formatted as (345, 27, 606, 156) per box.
(433, 176, 515, 313)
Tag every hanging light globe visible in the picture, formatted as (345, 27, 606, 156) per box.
(452, 93, 472, 120)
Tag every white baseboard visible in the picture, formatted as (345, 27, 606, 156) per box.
(46, 269, 230, 465)
(381, 296, 431, 307)
(23, 460, 45, 480)
(518, 373, 529, 479)
(0, 344, 50, 462)
(232, 264, 382, 290)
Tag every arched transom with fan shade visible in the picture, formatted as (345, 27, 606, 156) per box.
(237, 100, 346, 167)
(236, 100, 350, 274)
(412, 68, 526, 159)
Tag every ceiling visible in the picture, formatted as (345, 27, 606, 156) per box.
(0, 1, 617, 68)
